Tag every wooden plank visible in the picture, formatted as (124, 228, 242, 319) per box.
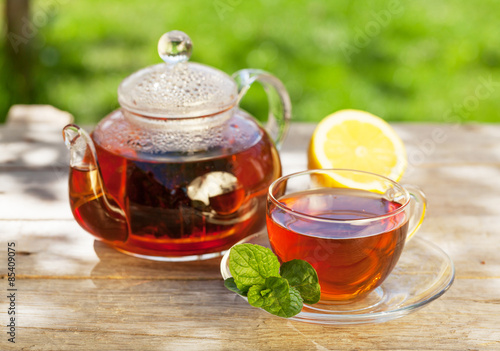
(2, 123, 500, 171)
(0, 168, 498, 280)
(0, 278, 498, 350)
(1, 122, 499, 350)
(0, 214, 498, 282)
(0, 171, 72, 220)
(6, 105, 74, 126)
(280, 123, 500, 168)
(1, 164, 499, 220)
(419, 216, 499, 279)
(0, 221, 223, 280)
(406, 165, 500, 216)
(0, 125, 70, 170)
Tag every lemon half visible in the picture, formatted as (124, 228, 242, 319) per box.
(308, 109, 407, 187)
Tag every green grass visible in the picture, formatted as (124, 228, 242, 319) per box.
(1, 0, 500, 124)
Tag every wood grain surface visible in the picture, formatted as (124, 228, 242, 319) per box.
(0, 122, 499, 350)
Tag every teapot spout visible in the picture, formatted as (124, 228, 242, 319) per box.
(63, 124, 128, 242)
(63, 124, 97, 170)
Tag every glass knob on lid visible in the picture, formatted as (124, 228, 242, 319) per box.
(118, 30, 238, 118)
(157, 30, 192, 64)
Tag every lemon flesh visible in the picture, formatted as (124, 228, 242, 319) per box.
(308, 109, 407, 186)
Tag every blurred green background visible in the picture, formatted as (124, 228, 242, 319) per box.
(1, 0, 499, 124)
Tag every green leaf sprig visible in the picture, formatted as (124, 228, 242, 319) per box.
(224, 243, 321, 318)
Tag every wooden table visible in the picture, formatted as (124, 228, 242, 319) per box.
(1, 121, 499, 350)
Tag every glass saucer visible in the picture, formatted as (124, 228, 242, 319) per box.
(220, 231, 455, 325)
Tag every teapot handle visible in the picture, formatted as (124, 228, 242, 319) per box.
(233, 69, 291, 149)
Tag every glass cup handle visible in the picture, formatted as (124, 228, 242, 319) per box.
(232, 69, 291, 149)
(403, 185, 427, 241)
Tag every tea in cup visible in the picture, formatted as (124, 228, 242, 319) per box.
(266, 169, 426, 302)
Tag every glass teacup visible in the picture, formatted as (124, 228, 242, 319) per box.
(266, 169, 426, 302)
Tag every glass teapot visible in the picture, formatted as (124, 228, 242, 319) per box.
(63, 31, 291, 261)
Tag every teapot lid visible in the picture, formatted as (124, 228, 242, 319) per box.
(118, 31, 238, 118)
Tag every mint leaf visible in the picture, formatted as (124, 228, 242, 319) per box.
(288, 286, 304, 316)
(224, 278, 247, 296)
(247, 276, 303, 318)
(224, 244, 322, 318)
(280, 259, 321, 304)
(228, 244, 280, 292)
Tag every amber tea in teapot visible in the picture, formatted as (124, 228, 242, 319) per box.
(68, 111, 280, 258)
(64, 31, 290, 260)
